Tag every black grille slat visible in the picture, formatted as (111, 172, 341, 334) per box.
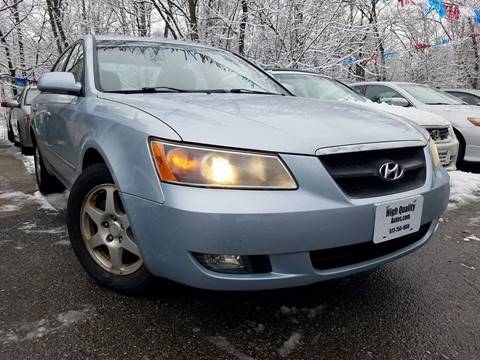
(310, 223, 431, 270)
(320, 146, 426, 198)
(426, 127, 449, 141)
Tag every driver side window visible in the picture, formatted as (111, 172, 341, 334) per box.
(52, 48, 72, 72)
(365, 85, 406, 104)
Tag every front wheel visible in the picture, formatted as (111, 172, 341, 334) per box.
(67, 164, 153, 294)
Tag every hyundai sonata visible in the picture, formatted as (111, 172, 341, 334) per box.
(31, 35, 450, 293)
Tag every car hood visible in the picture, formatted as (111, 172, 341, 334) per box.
(418, 104, 480, 127)
(360, 102, 450, 127)
(99, 93, 427, 155)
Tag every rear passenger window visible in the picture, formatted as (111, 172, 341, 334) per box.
(65, 43, 84, 82)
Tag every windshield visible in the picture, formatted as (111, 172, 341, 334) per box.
(95, 41, 287, 94)
(24, 88, 40, 105)
(400, 84, 465, 105)
(273, 73, 367, 102)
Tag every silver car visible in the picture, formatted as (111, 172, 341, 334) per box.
(1, 86, 40, 155)
(272, 70, 459, 171)
(31, 35, 449, 293)
(352, 81, 480, 165)
(442, 89, 480, 106)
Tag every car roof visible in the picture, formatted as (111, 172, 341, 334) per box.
(351, 81, 417, 86)
(88, 34, 221, 52)
(270, 69, 332, 78)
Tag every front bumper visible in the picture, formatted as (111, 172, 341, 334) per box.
(436, 139, 459, 171)
(457, 126, 480, 163)
(122, 153, 450, 291)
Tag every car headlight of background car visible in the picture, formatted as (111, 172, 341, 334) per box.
(467, 117, 480, 127)
(150, 140, 297, 189)
(428, 137, 441, 167)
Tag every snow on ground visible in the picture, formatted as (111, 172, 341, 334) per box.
(18, 221, 66, 235)
(448, 171, 480, 209)
(277, 332, 303, 358)
(0, 190, 68, 213)
(207, 336, 254, 360)
(0, 307, 94, 345)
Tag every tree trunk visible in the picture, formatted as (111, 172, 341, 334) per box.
(188, 0, 199, 41)
(238, 0, 248, 55)
(12, 1, 26, 77)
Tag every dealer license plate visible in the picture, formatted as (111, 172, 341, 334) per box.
(438, 150, 451, 165)
(373, 195, 424, 244)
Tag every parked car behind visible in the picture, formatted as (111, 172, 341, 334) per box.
(352, 81, 480, 166)
(442, 89, 480, 106)
(271, 70, 459, 171)
(1, 86, 40, 155)
(32, 35, 449, 293)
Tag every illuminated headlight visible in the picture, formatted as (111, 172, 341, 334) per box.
(428, 137, 441, 167)
(149, 140, 297, 189)
(468, 117, 480, 126)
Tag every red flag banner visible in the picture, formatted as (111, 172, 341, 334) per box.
(415, 43, 432, 51)
(445, 3, 460, 20)
(398, 0, 415, 7)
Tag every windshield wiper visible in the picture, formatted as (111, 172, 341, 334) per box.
(425, 102, 451, 105)
(141, 87, 188, 93)
(229, 88, 284, 96)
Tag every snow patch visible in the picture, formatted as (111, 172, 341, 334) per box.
(277, 332, 302, 358)
(55, 240, 70, 246)
(0, 190, 68, 213)
(18, 222, 66, 234)
(460, 263, 476, 270)
(207, 336, 254, 360)
(463, 235, 480, 242)
(449, 171, 480, 209)
(0, 307, 93, 344)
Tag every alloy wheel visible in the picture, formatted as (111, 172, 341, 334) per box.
(80, 184, 143, 275)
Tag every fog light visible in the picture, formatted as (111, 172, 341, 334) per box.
(193, 253, 272, 274)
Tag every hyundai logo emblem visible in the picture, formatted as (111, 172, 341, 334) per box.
(379, 162, 404, 181)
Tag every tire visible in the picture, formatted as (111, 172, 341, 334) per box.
(33, 143, 65, 194)
(67, 163, 153, 294)
(19, 125, 33, 155)
(7, 121, 14, 143)
(453, 128, 465, 166)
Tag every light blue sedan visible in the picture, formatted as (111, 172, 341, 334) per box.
(32, 35, 449, 293)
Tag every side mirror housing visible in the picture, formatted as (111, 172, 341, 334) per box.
(38, 72, 81, 95)
(388, 97, 410, 107)
(0, 100, 19, 108)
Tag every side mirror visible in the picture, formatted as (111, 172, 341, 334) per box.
(388, 97, 410, 107)
(0, 100, 19, 108)
(38, 72, 81, 95)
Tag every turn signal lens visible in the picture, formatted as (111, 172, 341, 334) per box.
(467, 117, 480, 126)
(149, 140, 297, 189)
(428, 138, 441, 167)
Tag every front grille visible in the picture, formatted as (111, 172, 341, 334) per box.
(310, 222, 431, 270)
(426, 127, 449, 142)
(320, 146, 426, 198)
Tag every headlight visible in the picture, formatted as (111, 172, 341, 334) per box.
(468, 117, 480, 126)
(149, 140, 297, 189)
(428, 137, 441, 167)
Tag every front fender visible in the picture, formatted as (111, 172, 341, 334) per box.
(78, 102, 181, 204)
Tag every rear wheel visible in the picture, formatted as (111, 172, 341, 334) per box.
(67, 164, 153, 294)
(7, 120, 14, 143)
(18, 125, 33, 155)
(34, 143, 65, 194)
